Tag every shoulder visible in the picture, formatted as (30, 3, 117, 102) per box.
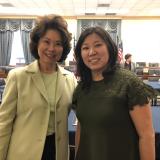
(8, 66, 26, 77)
(63, 68, 74, 76)
(58, 65, 77, 86)
(114, 68, 141, 85)
(58, 65, 75, 78)
(7, 61, 38, 79)
(115, 67, 136, 78)
(5, 66, 27, 84)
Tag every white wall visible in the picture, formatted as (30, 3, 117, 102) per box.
(122, 20, 160, 63)
(65, 19, 160, 64)
(9, 19, 160, 65)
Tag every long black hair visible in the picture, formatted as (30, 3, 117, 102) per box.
(74, 26, 118, 89)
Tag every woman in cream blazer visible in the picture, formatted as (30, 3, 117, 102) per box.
(0, 14, 77, 160)
(0, 61, 77, 160)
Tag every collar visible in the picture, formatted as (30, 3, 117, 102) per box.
(25, 60, 69, 75)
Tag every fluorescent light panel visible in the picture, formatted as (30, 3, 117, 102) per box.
(97, 3, 110, 7)
(0, 2, 14, 7)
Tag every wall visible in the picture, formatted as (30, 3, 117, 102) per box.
(7, 17, 160, 65)
(66, 19, 160, 64)
(121, 20, 160, 63)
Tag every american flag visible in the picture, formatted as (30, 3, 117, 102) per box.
(117, 41, 123, 64)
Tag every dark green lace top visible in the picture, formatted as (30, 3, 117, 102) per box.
(72, 68, 156, 160)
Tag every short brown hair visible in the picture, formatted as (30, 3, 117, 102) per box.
(30, 14, 72, 62)
(125, 54, 132, 60)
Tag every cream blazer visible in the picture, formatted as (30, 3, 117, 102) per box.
(0, 60, 77, 160)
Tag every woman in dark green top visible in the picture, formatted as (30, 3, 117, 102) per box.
(73, 26, 156, 160)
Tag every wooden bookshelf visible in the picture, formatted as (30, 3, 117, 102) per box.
(136, 67, 160, 80)
(0, 72, 7, 78)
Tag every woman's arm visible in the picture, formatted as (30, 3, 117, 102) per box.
(0, 70, 17, 159)
(75, 121, 80, 155)
(129, 103, 155, 160)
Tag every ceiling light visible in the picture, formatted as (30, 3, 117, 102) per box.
(97, 8, 129, 15)
(0, 2, 14, 7)
(97, 3, 110, 7)
(85, 13, 96, 16)
(105, 13, 116, 16)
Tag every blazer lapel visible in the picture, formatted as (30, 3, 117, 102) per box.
(26, 61, 68, 104)
(55, 66, 66, 105)
(32, 74, 49, 102)
(26, 60, 49, 102)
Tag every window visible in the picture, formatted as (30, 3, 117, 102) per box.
(10, 30, 25, 65)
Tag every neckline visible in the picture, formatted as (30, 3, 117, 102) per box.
(92, 79, 104, 84)
(41, 71, 57, 77)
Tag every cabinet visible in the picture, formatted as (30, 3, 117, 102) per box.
(136, 67, 160, 80)
(0, 70, 7, 78)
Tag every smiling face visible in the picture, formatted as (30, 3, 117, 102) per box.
(38, 29, 63, 67)
(81, 33, 109, 77)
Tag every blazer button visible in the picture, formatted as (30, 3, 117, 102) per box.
(37, 138, 42, 142)
(57, 120, 61, 124)
(57, 136, 61, 141)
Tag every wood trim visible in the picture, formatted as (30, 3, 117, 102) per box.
(76, 16, 160, 20)
(1, 15, 160, 20)
(0, 73, 7, 78)
(0, 15, 37, 19)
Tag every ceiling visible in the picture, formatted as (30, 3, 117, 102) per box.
(0, 0, 160, 17)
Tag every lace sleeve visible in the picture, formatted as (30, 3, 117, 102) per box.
(127, 76, 158, 110)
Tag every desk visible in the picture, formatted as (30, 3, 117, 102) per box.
(68, 110, 77, 160)
(0, 85, 5, 103)
(68, 110, 77, 132)
(152, 107, 160, 133)
(143, 80, 160, 106)
(143, 80, 160, 90)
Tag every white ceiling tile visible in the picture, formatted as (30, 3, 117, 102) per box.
(0, 0, 160, 16)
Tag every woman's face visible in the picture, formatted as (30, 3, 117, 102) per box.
(81, 33, 109, 73)
(38, 29, 63, 65)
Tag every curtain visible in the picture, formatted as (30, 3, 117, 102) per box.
(0, 31, 13, 66)
(77, 19, 121, 45)
(20, 19, 35, 64)
(0, 19, 20, 66)
(0, 19, 35, 66)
